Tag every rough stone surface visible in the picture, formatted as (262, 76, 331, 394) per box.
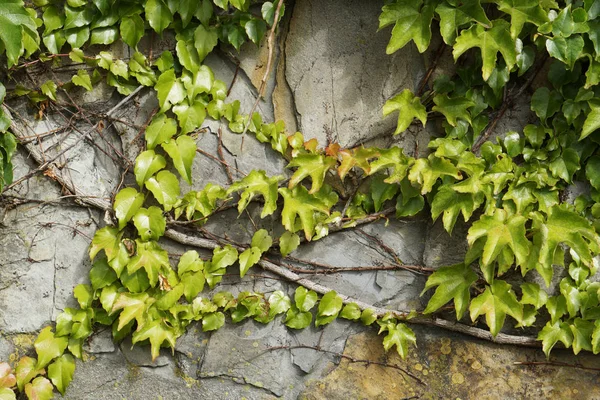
(0, 0, 594, 399)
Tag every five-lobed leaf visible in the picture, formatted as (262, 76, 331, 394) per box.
(287, 154, 337, 194)
(469, 280, 523, 337)
(422, 263, 478, 320)
(381, 322, 416, 359)
(379, 0, 435, 53)
(383, 89, 427, 135)
(227, 170, 282, 218)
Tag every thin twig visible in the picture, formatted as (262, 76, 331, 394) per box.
(513, 361, 600, 372)
(240, 0, 285, 150)
(264, 345, 427, 386)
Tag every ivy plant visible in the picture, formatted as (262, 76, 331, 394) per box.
(2, 0, 600, 398)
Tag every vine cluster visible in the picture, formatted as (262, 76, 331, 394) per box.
(2, 0, 600, 398)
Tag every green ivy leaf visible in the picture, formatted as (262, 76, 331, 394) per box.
(268, 290, 291, 317)
(113, 187, 144, 229)
(73, 284, 93, 309)
(422, 263, 478, 319)
(227, 170, 282, 218)
(295, 286, 318, 312)
(134, 150, 167, 187)
(435, 2, 477, 45)
(155, 69, 185, 111)
(538, 321, 573, 357)
(71, 69, 93, 91)
(24, 377, 53, 400)
(194, 25, 218, 62)
(172, 100, 206, 134)
(534, 205, 600, 271)
(145, 0, 172, 34)
(381, 322, 416, 359)
(90, 26, 118, 45)
(145, 113, 177, 150)
(379, 0, 435, 53)
(40, 80, 57, 101)
(431, 186, 483, 234)
(570, 318, 593, 355)
(340, 303, 361, 320)
(432, 94, 474, 126)
(15, 357, 42, 392)
(408, 155, 461, 195)
(202, 311, 225, 331)
(132, 317, 177, 360)
(205, 245, 238, 288)
(581, 101, 600, 140)
(245, 18, 267, 45)
(520, 283, 548, 310)
(89, 258, 118, 290)
(112, 292, 150, 331)
(278, 185, 335, 241)
(34, 327, 68, 369)
(453, 20, 517, 81)
(546, 35, 584, 70)
(496, 0, 548, 39)
(383, 89, 427, 134)
(127, 240, 170, 286)
(161, 135, 196, 184)
(42, 6, 63, 35)
(100, 284, 119, 314)
(368, 147, 413, 184)
(467, 209, 529, 269)
(145, 170, 180, 212)
(177, 250, 203, 276)
(238, 247, 261, 278)
(370, 175, 399, 212)
(315, 291, 343, 327)
(0, 388, 15, 400)
(155, 283, 184, 310)
(284, 305, 312, 329)
(469, 280, 523, 337)
(47, 354, 75, 395)
(549, 148, 579, 183)
(287, 154, 337, 194)
(120, 14, 145, 48)
(133, 206, 166, 241)
(0, 1, 39, 67)
(279, 231, 300, 256)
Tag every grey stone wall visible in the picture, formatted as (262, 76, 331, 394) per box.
(0, 1, 595, 399)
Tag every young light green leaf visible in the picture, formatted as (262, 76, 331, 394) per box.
(145, 170, 180, 212)
(379, 0, 435, 53)
(34, 327, 68, 369)
(145, 0, 172, 34)
(155, 69, 185, 111)
(71, 69, 93, 91)
(251, 229, 273, 252)
(202, 311, 225, 331)
(287, 154, 337, 194)
(581, 102, 600, 140)
(570, 318, 593, 355)
(340, 303, 361, 320)
(127, 240, 170, 286)
(113, 187, 144, 229)
(194, 25, 218, 62)
(227, 170, 282, 218)
(268, 290, 291, 316)
(161, 135, 197, 184)
(134, 150, 167, 187)
(111, 292, 150, 331)
(120, 14, 145, 48)
(538, 321, 573, 358)
(284, 306, 312, 329)
(422, 263, 478, 319)
(431, 186, 483, 234)
(238, 247, 261, 278)
(73, 284, 93, 309)
(520, 283, 548, 310)
(408, 155, 461, 195)
(467, 209, 529, 269)
(145, 113, 177, 150)
(368, 146, 413, 184)
(382, 322, 416, 359)
(15, 357, 42, 392)
(432, 94, 474, 126)
(181, 270, 205, 302)
(496, 0, 548, 39)
(0, 1, 40, 67)
(133, 206, 166, 241)
(278, 185, 335, 241)
(47, 354, 75, 395)
(40, 80, 57, 101)
(383, 89, 426, 134)
(295, 286, 318, 313)
(453, 20, 517, 81)
(24, 377, 53, 400)
(89, 258, 117, 290)
(316, 291, 343, 326)
(172, 100, 206, 134)
(177, 250, 204, 276)
(469, 280, 523, 337)
(155, 283, 184, 310)
(131, 318, 177, 360)
(279, 231, 300, 256)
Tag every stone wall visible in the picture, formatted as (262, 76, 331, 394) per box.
(0, 1, 595, 399)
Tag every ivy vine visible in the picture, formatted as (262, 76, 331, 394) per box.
(2, 0, 600, 398)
